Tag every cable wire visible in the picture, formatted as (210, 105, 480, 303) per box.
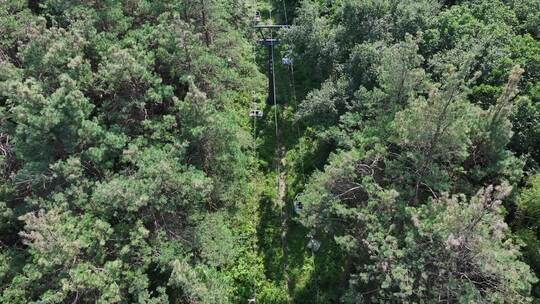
(281, 0, 289, 25)
(249, 4, 259, 300)
(270, 10, 279, 156)
(289, 61, 305, 182)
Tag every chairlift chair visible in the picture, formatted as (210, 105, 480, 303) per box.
(293, 195, 303, 214)
(307, 238, 321, 252)
(282, 55, 293, 67)
(253, 11, 262, 24)
(293, 201, 303, 214)
(249, 109, 263, 118)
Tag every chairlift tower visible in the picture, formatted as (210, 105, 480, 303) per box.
(253, 23, 290, 105)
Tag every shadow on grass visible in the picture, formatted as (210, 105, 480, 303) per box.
(286, 214, 345, 303)
(257, 194, 285, 282)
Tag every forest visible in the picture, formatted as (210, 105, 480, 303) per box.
(0, 0, 539, 303)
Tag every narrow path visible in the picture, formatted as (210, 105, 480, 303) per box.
(277, 145, 292, 301)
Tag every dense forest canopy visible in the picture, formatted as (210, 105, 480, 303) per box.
(0, 0, 539, 303)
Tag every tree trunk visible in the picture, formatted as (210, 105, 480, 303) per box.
(200, 0, 212, 46)
(338, 254, 354, 298)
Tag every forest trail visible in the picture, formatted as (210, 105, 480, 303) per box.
(277, 144, 292, 299)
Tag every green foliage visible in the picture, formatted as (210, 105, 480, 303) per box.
(517, 174, 540, 232)
(516, 174, 540, 298)
(341, 183, 535, 303)
(0, 0, 265, 302)
(1, 0, 539, 302)
(169, 258, 232, 304)
(509, 0, 540, 37)
(287, 0, 539, 302)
